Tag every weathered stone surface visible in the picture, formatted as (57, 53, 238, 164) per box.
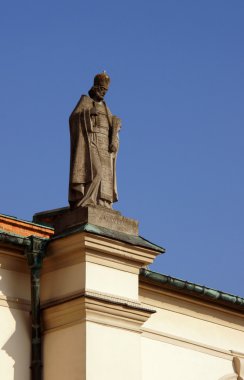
(33, 207, 68, 228)
(55, 206, 138, 236)
(33, 206, 139, 236)
(69, 72, 121, 210)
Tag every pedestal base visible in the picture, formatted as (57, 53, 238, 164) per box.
(33, 206, 139, 236)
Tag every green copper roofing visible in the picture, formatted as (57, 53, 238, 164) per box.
(140, 268, 244, 310)
(52, 223, 165, 253)
(0, 229, 49, 249)
(0, 229, 31, 248)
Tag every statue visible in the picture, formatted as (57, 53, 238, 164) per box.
(68, 72, 121, 210)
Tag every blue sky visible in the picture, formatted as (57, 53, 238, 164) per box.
(0, 1, 243, 296)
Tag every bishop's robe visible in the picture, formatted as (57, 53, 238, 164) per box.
(68, 95, 119, 208)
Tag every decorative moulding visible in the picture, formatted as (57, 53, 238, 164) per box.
(42, 290, 155, 334)
(43, 232, 160, 274)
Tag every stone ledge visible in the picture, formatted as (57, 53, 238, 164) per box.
(42, 293, 155, 333)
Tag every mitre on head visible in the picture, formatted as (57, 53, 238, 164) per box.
(93, 71, 110, 89)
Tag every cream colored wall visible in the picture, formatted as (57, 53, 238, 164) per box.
(141, 337, 233, 380)
(42, 232, 150, 305)
(142, 305, 244, 352)
(41, 233, 244, 380)
(2, 229, 243, 379)
(140, 285, 244, 380)
(41, 256, 138, 304)
(86, 322, 141, 380)
(85, 262, 138, 300)
(43, 324, 86, 380)
(41, 262, 85, 302)
(0, 268, 30, 299)
(0, 267, 31, 380)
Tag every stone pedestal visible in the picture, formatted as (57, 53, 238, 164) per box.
(55, 206, 138, 235)
(33, 206, 138, 236)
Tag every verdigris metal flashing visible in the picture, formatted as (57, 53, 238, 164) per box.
(51, 222, 165, 253)
(140, 269, 244, 309)
(0, 229, 31, 248)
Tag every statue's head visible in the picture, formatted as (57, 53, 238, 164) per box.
(89, 71, 110, 101)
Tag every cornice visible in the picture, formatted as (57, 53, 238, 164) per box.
(142, 327, 238, 361)
(43, 232, 160, 274)
(42, 290, 155, 333)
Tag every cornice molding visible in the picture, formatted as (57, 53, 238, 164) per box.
(43, 232, 158, 274)
(42, 290, 155, 333)
(142, 327, 235, 361)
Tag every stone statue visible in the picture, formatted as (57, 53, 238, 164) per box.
(68, 72, 121, 210)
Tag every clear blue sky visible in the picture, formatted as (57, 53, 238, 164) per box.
(1, 1, 243, 296)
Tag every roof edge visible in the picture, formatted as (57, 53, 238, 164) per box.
(140, 268, 244, 311)
(52, 223, 165, 253)
(0, 213, 54, 231)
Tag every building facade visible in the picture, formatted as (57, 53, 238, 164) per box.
(0, 213, 243, 379)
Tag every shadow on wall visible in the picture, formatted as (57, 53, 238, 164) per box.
(0, 266, 31, 380)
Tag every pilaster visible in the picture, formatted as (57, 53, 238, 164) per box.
(41, 227, 163, 380)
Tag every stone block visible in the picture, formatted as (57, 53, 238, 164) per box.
(33, 206, 139, 236)
(54, 206, 138, 236)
